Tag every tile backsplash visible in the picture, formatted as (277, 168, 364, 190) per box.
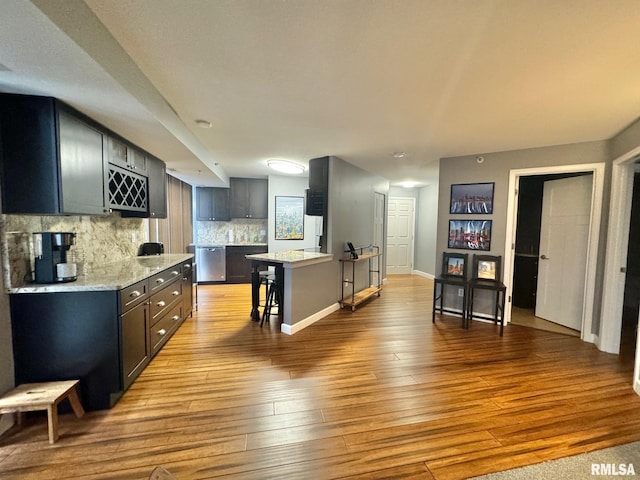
(1, 212, 147, 289)
(197, 219, 267, 245)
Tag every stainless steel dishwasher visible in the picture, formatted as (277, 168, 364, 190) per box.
(196, 246, 226, 282)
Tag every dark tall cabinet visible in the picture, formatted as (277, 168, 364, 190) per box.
(230, 178, 268, 219)
(0, 93, 108, 215)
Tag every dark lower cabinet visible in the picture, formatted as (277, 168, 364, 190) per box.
(10, 261, 191, 411)
(10, 291, 121, 411)
(226, 245, 268, 283)
(120, 301, 150, 390)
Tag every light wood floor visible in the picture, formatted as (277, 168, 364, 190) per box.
(1, 275, 639, 479)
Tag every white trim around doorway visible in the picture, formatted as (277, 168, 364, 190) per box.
(503, 163, 605, 344)
(600, 146, 640, 354)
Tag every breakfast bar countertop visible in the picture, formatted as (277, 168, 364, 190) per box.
(8, 253, 194, 294)
(245, 250, 333, 268)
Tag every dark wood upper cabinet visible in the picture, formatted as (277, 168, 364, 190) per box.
(230, 178, 268, 219)
(0, 93, 108, 215)
(196, 187, 231, 221)
(121, 155, 167, 219)
(106, 135, 148, 177)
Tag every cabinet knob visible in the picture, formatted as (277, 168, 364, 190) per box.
(171, 270, 179, 276)
(172, 290, 179, 296)
(129, 290, 141, 298)
(157, 329, 166, 336)
(157, 301, 166, 307)
(182, 277, 187, 281)
(172, 315, 180, 321)
(156, 278, 165, 284)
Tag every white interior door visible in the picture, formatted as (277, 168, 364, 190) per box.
(536, 175, 593, 330)
(387, 197, 415, 274)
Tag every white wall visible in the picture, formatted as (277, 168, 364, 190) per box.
(268, 175, 319, 252)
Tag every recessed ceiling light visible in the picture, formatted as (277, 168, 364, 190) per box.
(195, 119, 212, 128)
(393, 152, 406, 158)
(267, 159, 305, 174)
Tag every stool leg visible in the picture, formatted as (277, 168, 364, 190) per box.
(68, 387, 85, 418)
(261, 284, 273, 327)
(47, 403, 59, 444)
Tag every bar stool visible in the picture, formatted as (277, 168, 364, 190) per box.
(261, 275, 281, 327)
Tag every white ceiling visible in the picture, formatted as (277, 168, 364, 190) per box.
(1, 0, 640, 188)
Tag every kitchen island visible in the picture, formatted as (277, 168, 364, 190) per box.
(246, 250, 336, 334)
(9, 254, 194, 410)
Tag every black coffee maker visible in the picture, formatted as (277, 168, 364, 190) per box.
(33, 232, 78, 283)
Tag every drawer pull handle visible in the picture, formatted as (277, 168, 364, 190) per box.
(172, 290, 180, 296)
(172, 315, 180, 321)
(157, 329, 166, 336)
(157, 301, 166, 307)
(129, 290, 141, 298)
(171, 270, 179, 276)
(183, 264, 191, 268)
(182, 277, 187, 281)
(156, 278, 165, 284)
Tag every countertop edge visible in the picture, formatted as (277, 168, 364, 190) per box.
(7, 253, 194, 294)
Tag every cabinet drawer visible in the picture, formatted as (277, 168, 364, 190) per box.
(120, 279, 148, 313)
(149, 266, 182, 292)
(150, 303, 182, 355)
(150, 281, 182, 324)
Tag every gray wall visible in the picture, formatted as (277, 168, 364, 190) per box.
(415, 183, 439, 276)
(268, 174, 319, 252)
(327, 157, 389, 293)
(610, 116, 640, 160)
(437, 140, 610, 324)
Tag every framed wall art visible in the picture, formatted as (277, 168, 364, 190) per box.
(448, 219, 492, 251)
(275, 196, 304, 240)
(450, 182, 494, 214)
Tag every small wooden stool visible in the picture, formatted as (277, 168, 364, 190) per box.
(0, 380, 85, 444)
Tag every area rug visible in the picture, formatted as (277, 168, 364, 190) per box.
(470, 441, 640, 479)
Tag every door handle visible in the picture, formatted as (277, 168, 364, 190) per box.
(540, 254, 550, 260)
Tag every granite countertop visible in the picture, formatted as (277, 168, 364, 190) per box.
(8, 253, 194, 294)
(195, 243, 268, 247)
(245, 250, 333, 268)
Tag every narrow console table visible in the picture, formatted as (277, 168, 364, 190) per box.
(339, 245, 382, 311)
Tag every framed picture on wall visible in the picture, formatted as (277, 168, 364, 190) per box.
(450, 182, 494, 214)
(448, 219, 492, 251)
(275, 196, 304, 240)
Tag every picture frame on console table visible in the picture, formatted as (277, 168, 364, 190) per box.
(448, 219, 492, 251)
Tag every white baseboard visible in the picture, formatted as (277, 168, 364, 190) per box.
(412, 269, 434, 280)
(281, 302, 341, 335)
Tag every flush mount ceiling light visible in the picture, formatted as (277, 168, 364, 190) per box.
(392, 152, 406, 158)
(195, 119, 212, 128)
(267, 159, 305, 174)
